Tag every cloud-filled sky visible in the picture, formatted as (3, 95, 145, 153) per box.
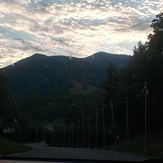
(0, 0, 162, 67)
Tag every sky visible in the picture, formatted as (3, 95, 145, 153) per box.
(0, 0, 163, 68)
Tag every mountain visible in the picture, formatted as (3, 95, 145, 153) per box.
(0, 52, 131, 95)
(0, 52, 131, 122)
(84, 52, 131, 69)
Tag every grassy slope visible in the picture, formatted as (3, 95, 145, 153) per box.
(107, 133, 163, 158)
(0, 136, 32, 155)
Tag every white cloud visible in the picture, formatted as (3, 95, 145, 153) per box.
(87, 0, 97, 3)
(0, 0, 162, 67)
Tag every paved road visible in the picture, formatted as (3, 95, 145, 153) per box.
(10, 143, 147, 162)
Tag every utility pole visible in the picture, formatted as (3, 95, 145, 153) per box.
(126, 88, 130, 151)
(111, 99, 116, 150)
(62, 125, 65, 147)
(82, 115, 84, 148)
(143, 78, 148, 153)
(95, 109, 98, 148)
(102, 106, 106, 148)
(76, 118, 80, 148)
(68, 124, 71, 147)
(71, 122, 74, 147)
(88, 113, 91, 148)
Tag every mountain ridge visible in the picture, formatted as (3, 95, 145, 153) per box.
(0, 52, 131, 95)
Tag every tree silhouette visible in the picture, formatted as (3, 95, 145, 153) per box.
(0, 74, 17, 128)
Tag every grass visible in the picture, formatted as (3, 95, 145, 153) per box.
(0, 136, 32, 156)
(106, 133, 163, 159)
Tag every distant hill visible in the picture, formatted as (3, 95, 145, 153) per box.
(84, 52, 131, 69)
(0, 52, 131, 95)
(0, 52, 131, 122)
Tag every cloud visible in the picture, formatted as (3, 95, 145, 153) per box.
(0, 0, 163, 67)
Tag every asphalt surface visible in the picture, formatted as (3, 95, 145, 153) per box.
(9, 142, 148, 162)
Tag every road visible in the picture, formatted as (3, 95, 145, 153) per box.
(9, 142, 147, 162)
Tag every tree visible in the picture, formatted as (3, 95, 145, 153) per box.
(149, 12, 163, 53)
(103, 64, 119, 102)
(0, 74, 17, 128)
(120, 12, 163, 133)
(102, 12, 163, 137)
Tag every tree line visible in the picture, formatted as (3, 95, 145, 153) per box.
(45, 12, 163, 147)
(103, 12, 163, 140)
(0, 12, 163, 147)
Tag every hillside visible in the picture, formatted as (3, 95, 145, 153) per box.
(84, 52, 131, 69)
(0, 136, 32, 155)
(0, 52, 131, 95)
(0, 52, 131, 122)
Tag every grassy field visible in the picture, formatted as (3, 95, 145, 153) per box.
(0, 136, 32, 155)
(106, 133, 163, 159)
